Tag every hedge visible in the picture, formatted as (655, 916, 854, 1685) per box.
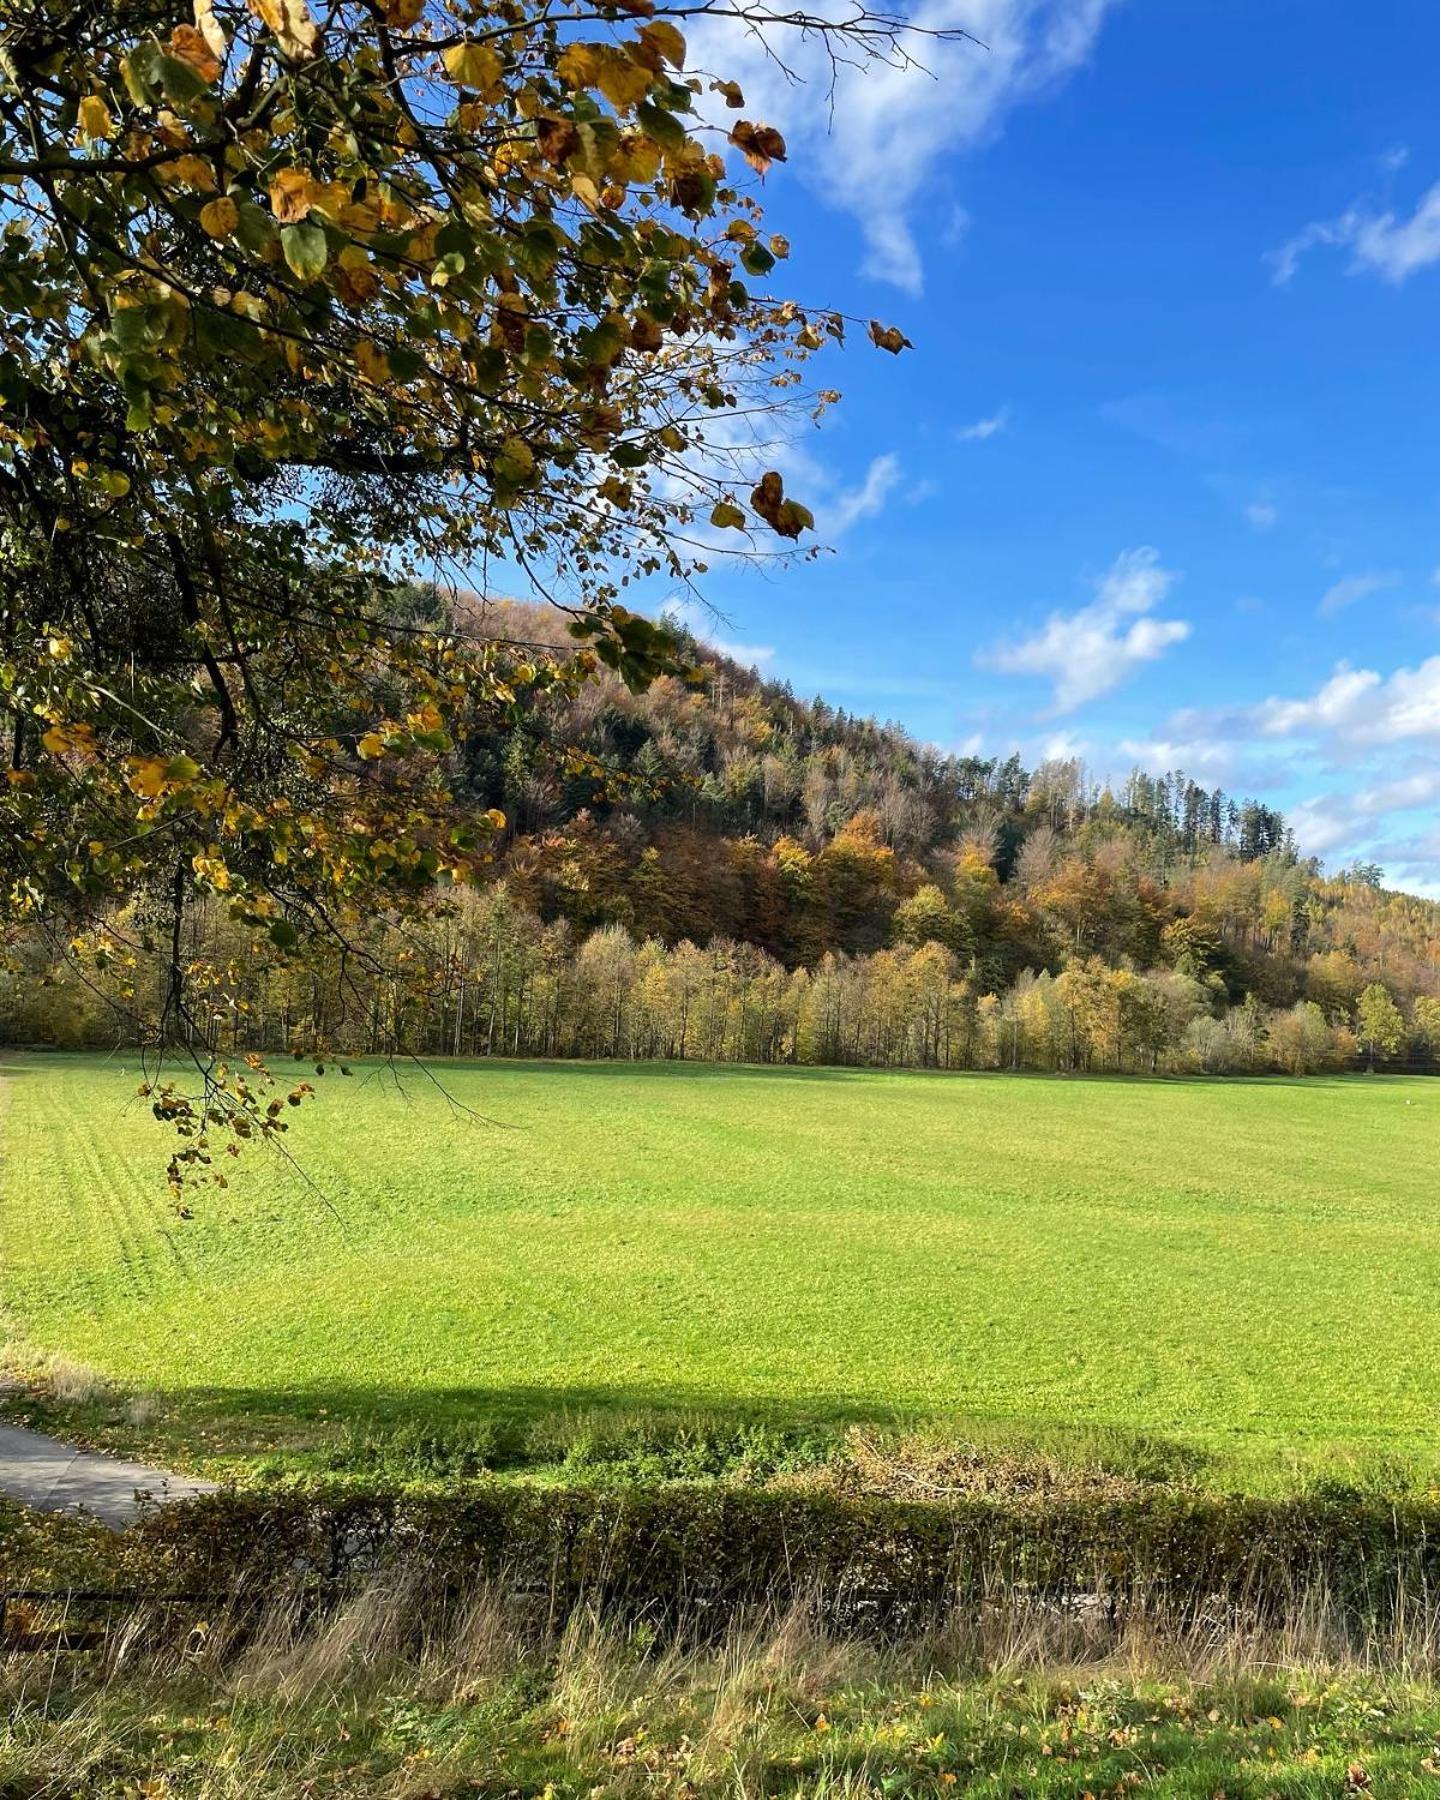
(10, 1484, 1440, 1634)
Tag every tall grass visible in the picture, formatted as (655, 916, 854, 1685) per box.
(12, 1568, 1440, 1797)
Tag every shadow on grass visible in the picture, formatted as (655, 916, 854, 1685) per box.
(1, 1372, 1259, 1489)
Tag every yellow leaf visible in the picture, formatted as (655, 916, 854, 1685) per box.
(442, 42, 503, 94)
(268, 167, 314, 224)
(611, 135, 661, 184)
(381, 0, 424, 23)
(126, 755, 171, 797)
(161, 154, 217, 193)
(42, 722, 99, 760)
(194, 0, 228, 61)
(556, 43, 602, 90)
(77, 95, 114, 142)
(638, 21, 685, 68)
(199, 195, 239, 239)
(246, 0, 319, 61)
(595, 49, 653, 111)
(357, 732, 385, 760)
(354, 339, 390, 383)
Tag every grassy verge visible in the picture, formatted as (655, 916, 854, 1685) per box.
(11, 1567, 1440, 1797)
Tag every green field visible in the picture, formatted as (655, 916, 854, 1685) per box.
(3, 1054, 1440, 1489)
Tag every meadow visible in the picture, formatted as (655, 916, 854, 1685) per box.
(3, 1053, 1439, 1490)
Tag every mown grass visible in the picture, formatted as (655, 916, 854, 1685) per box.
(11, 1570, 1440, 1798)
(3, 1053, 1440, 1491)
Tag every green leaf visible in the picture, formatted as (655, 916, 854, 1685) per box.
(281, 221, 328, 284)
(636, 101, 687, 153)
(233, 203, 277, 254)
(269, 919, 299, 952)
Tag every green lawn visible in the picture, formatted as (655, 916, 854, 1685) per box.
(3, 1053, 1439, 1488)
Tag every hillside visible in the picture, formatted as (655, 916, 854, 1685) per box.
(5, 596, 1439, 1076)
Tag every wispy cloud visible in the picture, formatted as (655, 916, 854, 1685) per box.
(957, 406, 1010, 441)
(693, 0, 1117, 294)
(979, 547, 1191, 714)
(1244, 500, 1278, 531)
(830, 453, 903, 533)
(1269, 179, 1440, 285)
(1318, 570, 1399, 618)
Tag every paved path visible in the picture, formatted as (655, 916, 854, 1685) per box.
(0, 1422, 217, 1528)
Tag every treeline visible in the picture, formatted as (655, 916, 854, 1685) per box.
(7, 883, 1437, 1078)
(7, 596, 1440, 1078)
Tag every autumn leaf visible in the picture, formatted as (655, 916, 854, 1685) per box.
(269, 168, 314, 224)
(536, 117, 580, 167)
(41, 722, 100, 760)
(728, 121, 786, 175)
(442, 42, 504, 94)
(596, 50, 654, 112)
(193, 0, 228, 60)
(749, 470, 813, 540)
(868, 320, 912, 354)
(354, 339, 390, 383)
(199, 195, 239, 239)
(167, 23, 222, 84)
(637, 21, 686, 68)
(556, 43, 602, 89)
(247, 0, 319, 60)
(709, 499, 746, 530)
(77, 95, 114, 141)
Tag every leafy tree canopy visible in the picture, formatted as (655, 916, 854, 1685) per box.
(0, 0, 924, 1183)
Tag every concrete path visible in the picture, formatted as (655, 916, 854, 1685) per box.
(0, 1422, 217, 1528)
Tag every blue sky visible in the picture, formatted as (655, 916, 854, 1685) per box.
(660, 0, 1440, 892)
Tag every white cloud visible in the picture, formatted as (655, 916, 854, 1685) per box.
(830, 453, 902, 533)
(1318, 570, 1399, 618)
(1382, 145, 1410, 173)
(1169, 659, 1440, 755)
(1244, 500, 1277, 531)
(690, 0, 1116, 293)
(979, 547, 1191, 714)
(1282, 771, 1440, 862)
(1287, 793, 1362, 857)
(957, 406, 1010, 441)
(1269, 180, 1440, 286)
(1117, 735, 1238, 780)
(1247, 658, 1440, 747)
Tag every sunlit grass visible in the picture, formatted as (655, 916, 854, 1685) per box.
(3, 1053, 1439, 1489)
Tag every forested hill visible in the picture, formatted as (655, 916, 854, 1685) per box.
(7, 597, 1440, 1076)
(452, 602, 1436, 1017)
